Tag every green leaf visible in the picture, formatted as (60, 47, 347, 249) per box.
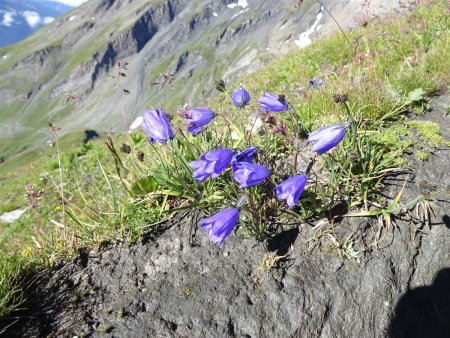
(131, 176, 158, 195)
(407, 88, 426, 103)
(130, 133, 144, 145)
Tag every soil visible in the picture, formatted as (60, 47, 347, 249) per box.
(1, 93, 449, 337)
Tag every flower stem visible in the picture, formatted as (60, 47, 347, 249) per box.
(315, 0, 352, 48)
(288, 104, 301, 175)
(344, 101, 358, 142)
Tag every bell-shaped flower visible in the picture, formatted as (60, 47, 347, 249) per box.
(308, 123, 348, 155)
(259, 92, 288, 112)
(231, 88, 251, 108)
(201, 208, 240, 246)
(190, 148, 234, 184)
(182, 108, 215, 136)
(275, 174, 307, 207)
(142, 108, 174, 144)
(233, 162, 270, 189)
(232, 146, 257, 165)
(308, 77, 324, 90)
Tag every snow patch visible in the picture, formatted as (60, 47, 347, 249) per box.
(294, 6, 323, 49)
(0, 209, 26, 224)
(129, 116, 143, 131)
(213, 12, 218, 17)
(69, 15, 77, 21)
(227, 0, 248, 10)
(237, 0, 248, 8)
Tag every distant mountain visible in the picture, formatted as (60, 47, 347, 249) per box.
(0, 0, 73, 47)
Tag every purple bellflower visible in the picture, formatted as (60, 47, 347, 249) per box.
(233, 162, 271, 189)
(201, 208, 239, 246)
(231, 88, 251, 108)
(142, 108, 174, 144)
(275, 174, 307, 207)
(259, 92, 288, 112)
(308, 77, 324, 90)
(190, 148, 234, 184)
(232, 146, 258, 165)
(181, 108, 215, 136)
(308, 123, 348, 155)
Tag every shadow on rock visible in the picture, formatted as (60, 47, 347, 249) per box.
(443, 215, 450, 229)
(83, 129, 100, 143)
(267, 227, 299, 256)
(387, 268, 450, 338)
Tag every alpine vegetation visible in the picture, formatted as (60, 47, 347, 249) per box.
(201, 208, 240, 246)
(190, 149, 234, 184)
(275, 175, 308, 208)
(142, 108, 174, 144)
(231, 88, 251, 108)
(181, 108, 215, 136)
(259, 92, 288, 112)
(308, 123, 349, 155)
(232, 162, 271, 189)
(134, 84, 353, 246)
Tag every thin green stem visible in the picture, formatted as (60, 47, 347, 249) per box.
(315, 0, 352, 48)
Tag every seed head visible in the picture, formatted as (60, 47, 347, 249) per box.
(136, 151, 145, 162)
(120, 143, 131, 154)
(215, 79, 226, 92)
(333, 93, 349, 103)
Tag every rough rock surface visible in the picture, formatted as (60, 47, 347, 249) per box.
(2, 93, 449, 337)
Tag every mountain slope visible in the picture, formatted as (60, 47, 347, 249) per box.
(0, 0, 406, 167)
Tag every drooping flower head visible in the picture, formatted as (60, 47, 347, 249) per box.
(181, 108, 215, 136)
(259, 92, 288, 112)
(201, 208, 239, 246)
(308, 77, 324, 90)
(142, 108, 174, 144)
(233, 162, 270, 189)
(231, 88, 251, 108)
(308, 123, 348, 155)
(232, 146, 258, 165)
(190, 148, 234, 184)
(275, 174, 307, 207)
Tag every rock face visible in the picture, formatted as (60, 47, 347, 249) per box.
(0, 0, 408, 162)
(3, 93, 449, 337)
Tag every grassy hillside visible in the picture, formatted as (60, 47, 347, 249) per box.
(0, 0, 449, 321)
(0, 0, 311, 169)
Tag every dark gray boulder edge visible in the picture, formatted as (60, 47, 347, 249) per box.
(2, 94, 450, 338)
